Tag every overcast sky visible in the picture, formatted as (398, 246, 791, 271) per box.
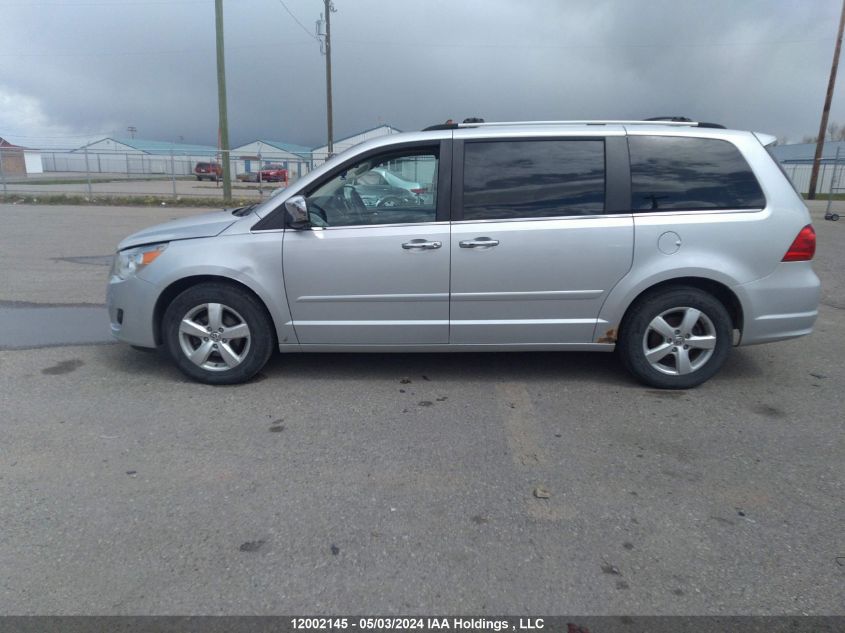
(1, 0, 843, 149)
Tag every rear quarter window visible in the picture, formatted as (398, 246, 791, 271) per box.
(765, 145, 802, 196)
(629, 135, 765, 212)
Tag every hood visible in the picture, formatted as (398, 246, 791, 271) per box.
(118, 210, 237, 250)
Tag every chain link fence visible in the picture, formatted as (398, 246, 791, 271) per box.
(0, 146, 331, 202)
(780, 159, 844, 196)
(3, 143, 844, 204)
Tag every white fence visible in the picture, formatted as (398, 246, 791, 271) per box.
(41, 150, 211, 176)
(7, 144, 843, 201)
(37, 149, 317, 180)
(781, 162, 843, 195)
(0, 146, 324, 200)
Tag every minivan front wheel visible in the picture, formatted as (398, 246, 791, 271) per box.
(618, 287, 732, 389)
(163, 283, 274, 385)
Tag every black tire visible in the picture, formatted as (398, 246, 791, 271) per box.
(162, 282, 275, 385)
(617, 286, 732, 389)
(196, 175, 202, 181)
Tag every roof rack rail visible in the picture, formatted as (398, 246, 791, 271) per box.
(456, 119, 703, 128)
(644, 116, 725, 129)
(423, 117, 484, 131)
(423, 118, 726, 131)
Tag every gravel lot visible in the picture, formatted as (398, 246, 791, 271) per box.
(0, 202, 842, 614)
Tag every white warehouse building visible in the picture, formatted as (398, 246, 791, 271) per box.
(231, 140, 313, 181)
(311, 124, 402, 167)
(42, 137, 218, 175)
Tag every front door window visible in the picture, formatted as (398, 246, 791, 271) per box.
(305, 151, 438, 227)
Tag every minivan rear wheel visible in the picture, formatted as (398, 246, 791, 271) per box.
(163, 282, 274, 385)
(618, 287, 732, 389)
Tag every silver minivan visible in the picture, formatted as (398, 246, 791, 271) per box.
(107, 119, 820, 388)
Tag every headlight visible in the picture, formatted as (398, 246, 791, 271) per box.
(111, 243, 168, 280)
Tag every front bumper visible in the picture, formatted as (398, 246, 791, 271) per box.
(106, 274, 160, 348)
(735, 261, 821, 346)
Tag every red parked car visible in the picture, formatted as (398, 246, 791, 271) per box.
(258, 164, 288, 183)
(194, 162, 222, 181)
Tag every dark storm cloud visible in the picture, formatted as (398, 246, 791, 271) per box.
(0, 0, 842, 148)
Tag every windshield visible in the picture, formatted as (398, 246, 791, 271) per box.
(379, 169, 414, 186)
(312, 160, 380, 198)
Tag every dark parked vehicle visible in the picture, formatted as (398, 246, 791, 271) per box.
(194, 162, 222, 181)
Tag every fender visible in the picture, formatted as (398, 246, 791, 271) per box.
(595, 265, 746, 343)
(138, 232, 298, 346)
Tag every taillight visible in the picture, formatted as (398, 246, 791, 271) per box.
(410, 188, 426, 195)
(782, 225, 816, 262)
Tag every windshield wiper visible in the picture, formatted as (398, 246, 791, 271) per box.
(231, 203, 258, 217)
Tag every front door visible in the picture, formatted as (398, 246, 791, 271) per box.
(283, 143, 449, 345)
(449, 135, 634, 345)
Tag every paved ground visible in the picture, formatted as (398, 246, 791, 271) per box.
(0, 205, 210, 305)
(0, 202, 842, 615)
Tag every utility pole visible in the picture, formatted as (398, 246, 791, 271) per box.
(808, 0, 845, 199)
(215, 0, 232, 203)
(317, 1, 336, 157)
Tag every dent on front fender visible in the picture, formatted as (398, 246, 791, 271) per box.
(138, 233, 298, 346)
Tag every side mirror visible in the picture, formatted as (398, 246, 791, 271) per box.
(284, 195, 309, 229)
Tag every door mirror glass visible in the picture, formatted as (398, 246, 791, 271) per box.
(284, 195, 310, 228)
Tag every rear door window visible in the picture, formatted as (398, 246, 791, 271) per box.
(628, 135, 765, 211)
(462, 140, 605, 220)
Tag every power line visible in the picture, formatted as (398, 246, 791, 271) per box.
(0, 0, 212, 5)
(277, 0, 318, 40)
(0, 36, 830, 59)
(0, 43, 313, 58)
(330, 37, 832, 50)
(0, 132, 114, 139)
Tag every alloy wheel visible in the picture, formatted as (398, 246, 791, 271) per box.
(642, 306, 717, 376)
(178, 302, 251, 371)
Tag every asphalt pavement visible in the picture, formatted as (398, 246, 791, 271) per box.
(0, 202, 842, 615)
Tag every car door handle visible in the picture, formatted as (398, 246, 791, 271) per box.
(459, 238, 499, 248)
(402, 239, 442, 250)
